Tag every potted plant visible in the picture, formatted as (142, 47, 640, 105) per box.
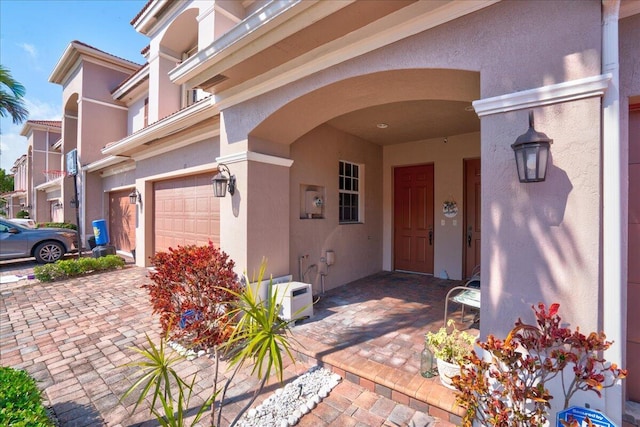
(425, 319, 476, 389)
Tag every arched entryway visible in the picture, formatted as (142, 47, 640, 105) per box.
(245, 68, 480, 287)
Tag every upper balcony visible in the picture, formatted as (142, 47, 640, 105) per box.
(43, 170, 67, 183)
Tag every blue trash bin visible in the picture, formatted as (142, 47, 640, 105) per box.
(92, 219, 109, 246)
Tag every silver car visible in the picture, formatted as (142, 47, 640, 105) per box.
(0, 219, 77, 263)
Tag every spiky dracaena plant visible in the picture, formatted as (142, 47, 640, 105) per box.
(124, 257, 304, 427)
(121, 332, 214, 427)
(211, 259, 301, 427)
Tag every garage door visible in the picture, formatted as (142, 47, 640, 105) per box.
(109, 190, 136, 253)
(154, 173, 220, 254)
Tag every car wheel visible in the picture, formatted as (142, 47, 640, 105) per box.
(34, 241, 64, 263)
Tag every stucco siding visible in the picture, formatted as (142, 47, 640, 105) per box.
(290, 124, 383, 293)
(136, 137, 219, 178)
(82, 61, 133, 101)
(78, 100, 128, 165)
(128, 96, 147, 134)
(480, 99, 602, 338)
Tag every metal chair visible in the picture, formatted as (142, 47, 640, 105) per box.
(443, 266, 480, 324)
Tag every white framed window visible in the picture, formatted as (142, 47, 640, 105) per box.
(339, 160, 362, 223)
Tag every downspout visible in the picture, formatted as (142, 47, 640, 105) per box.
(601, 0, 623, 423)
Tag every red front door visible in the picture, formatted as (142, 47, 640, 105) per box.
(393, 164, 434, 274)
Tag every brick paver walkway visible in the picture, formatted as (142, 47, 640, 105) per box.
(1, 263, 455, 426)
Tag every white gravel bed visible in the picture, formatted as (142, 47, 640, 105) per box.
(237, 366, 341, 427)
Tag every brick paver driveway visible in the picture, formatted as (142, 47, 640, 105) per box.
(1, 264, 444, 426)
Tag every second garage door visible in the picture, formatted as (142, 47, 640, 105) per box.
(154, 173, 220, 254)
(109, 189, 136, 253)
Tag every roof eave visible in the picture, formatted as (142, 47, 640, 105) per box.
(112, 64, 150, 100)
(20, 121, 62, 137)
(102, 98, 218, 156)
(132, 0, 173, 35)
(49, 41, 141, 85)
(169, 0, 318, 87)
(83, 155, 133, 173)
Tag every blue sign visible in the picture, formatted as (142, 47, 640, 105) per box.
(557, 406, 617, 427)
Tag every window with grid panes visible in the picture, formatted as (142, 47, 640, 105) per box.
(339, 160, 361, 223)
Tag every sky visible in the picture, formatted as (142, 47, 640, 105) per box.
(0, 0, 149, 171)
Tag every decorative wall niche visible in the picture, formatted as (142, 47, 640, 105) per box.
(300, 184, 325, 219)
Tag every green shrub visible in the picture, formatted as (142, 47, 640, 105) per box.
(16, 210, 30, 218)
(55, 259, 84, 276)
(0, 367, 54, 426)
(32, 264, 65, 282)
(34, 255, 125, 282)
(36, 222, 77, 230)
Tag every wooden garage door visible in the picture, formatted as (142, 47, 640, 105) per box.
(154, 173, 220, 254)
(109, 190, 136, 252)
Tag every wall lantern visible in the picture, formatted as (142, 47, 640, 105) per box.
(212, 164, 236, 198)
(511, 111, 553, 183)
(129, 189, 141, 205)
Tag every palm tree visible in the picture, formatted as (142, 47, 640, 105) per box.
(0, 65, 28, 125)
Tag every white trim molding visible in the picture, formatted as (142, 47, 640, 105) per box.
(100, 162, 137, 178)
(473, 74, 612, 117)
(216, 151, 294, 168)
(83, 155, 133, 173)
(80, 96, 129, 111)
(141, 162, 218, 182)
(102, 97, 219, 156)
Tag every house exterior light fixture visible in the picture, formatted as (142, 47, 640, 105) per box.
(129, 189, 141, 205)
(511, 111, 553, 183)
(212, 164, 236, 198)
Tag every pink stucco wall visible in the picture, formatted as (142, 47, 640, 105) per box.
(289, 124, 383, 293)
(220, 1, 603, 338)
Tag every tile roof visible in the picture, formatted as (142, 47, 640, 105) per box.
(130, 0, 154, 26)
(26, 120, 61, 128)
(71, 40, 143, 67)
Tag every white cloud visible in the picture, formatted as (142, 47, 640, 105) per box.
(0, 99, 60, 171)
(0, 127, 28, 171)
(18, 42, 37, 59)
(24, 98, 61, 121)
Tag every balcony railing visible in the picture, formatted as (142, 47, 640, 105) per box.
(43, 170, 67, 182)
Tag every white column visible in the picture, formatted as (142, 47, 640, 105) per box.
(601, 0, 623, 423)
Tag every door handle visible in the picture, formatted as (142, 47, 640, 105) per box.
(429, 226, 433, 246)
(467, 226, 473, 247)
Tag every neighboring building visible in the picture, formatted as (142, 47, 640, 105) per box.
(5, 154, 28, 218)
(11, 0, 638, 423)
(3, 121, 63, 223)
(20, 120, 63, 223)
(48, 41, 140, 252)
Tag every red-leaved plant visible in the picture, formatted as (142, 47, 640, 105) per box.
(453, 303, 627, 427)
(144, 242, 242, 349)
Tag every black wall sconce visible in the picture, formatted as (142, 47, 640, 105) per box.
(129, 189, 141, 205)
(212, 164, 236, 198)
(511, 111, 553, 183)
